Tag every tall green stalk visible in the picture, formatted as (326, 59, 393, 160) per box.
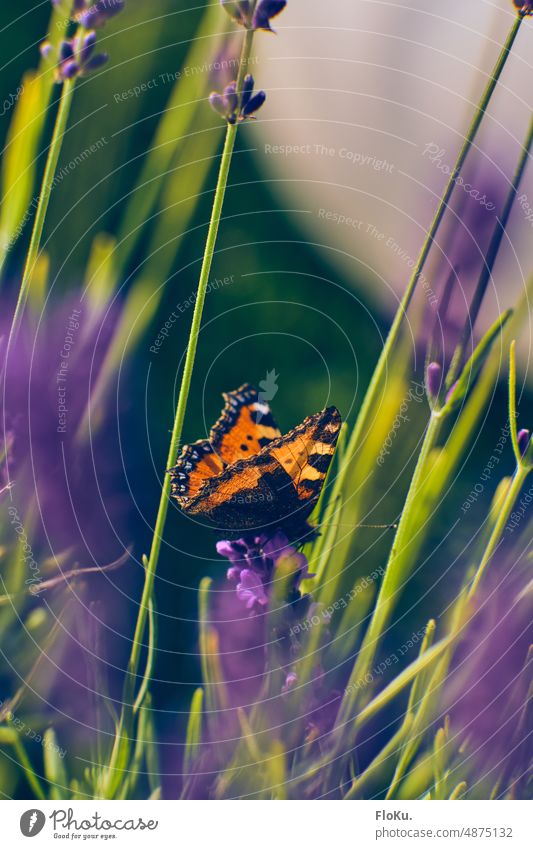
(6, 77, 76, 349)
(108, 29, 257, 792)
(338, 15, 523, 479)
(447, 114, 533, 388)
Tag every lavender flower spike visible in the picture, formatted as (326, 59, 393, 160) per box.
(513, 1, 533, 16)
(252, 0, 287, 32)
(217, 532, 312, 612)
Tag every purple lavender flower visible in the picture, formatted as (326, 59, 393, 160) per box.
(221, 0, 287, 31)
(56, 31, 109, 81)
(513, 1, 533, 15)
(445, 567, 532, 796)
(252, 0, 287, 31)
(217, 531, 312, 612)
(210, 74, 266, 124)
(237, 569, 268, 608)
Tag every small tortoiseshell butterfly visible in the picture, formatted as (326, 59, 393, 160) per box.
(170, 384, 342, 538)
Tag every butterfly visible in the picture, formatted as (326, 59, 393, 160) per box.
(169, 384, 342, 538)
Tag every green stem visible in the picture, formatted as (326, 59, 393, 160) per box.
(468, 463, 530, 599)
(447, 114, 533, 388)
(6, 77, 76, 348)
(338, 15, 522, 479)
(13, 738, 46, 801)
(126, 26, 255, 693)
(103, 30, 257, 795)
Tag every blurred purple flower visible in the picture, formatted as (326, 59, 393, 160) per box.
(445, 568, 532, 796)
(1, 294, 129, 564)
(236, 569, 268, 608)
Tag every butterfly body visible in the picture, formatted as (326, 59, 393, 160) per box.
(170, 385, 341, 538)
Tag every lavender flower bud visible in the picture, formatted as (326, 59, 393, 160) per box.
(82, 53, 109, 74)
(56, 34, 108, 81)
(209, 75, 266, 123)
(425, 362, 443, 401)
(61, 59, 81, 79)
(79, 31, 97, 65)
(513, 1, 533, 15)
(40, 41, 54, 61)
(517, 429, 531, 457)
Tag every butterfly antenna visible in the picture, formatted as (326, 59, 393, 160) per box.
(315, 521, 398, 531)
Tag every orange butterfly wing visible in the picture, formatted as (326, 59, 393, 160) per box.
(170, 385, 281, 507)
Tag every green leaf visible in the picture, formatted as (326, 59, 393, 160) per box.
(445, 310, 512, 412)
(184, 688, 204, 775)
(355, 632, 456, 730)
(43, 729, 68, 800)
